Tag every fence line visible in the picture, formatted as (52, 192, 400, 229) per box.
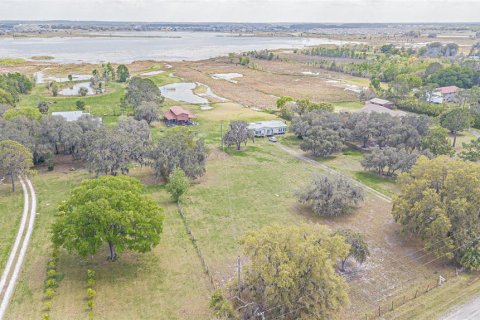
(363, 268, 464, 319)
(176, 203, 216, 291)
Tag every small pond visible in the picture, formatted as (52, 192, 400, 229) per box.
(59, 82, 97, 96)
(211, 73, 243, 83)
(34, 71, 92, 84)
(159, 82, 209, 104)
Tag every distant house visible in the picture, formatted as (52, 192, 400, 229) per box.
(164, 106, 194, 125)
(368, 98, 395, 109)
(248, 120, 288, 137)
(427, 86, 460, 104)
(360, 103, 407, 117)
(51, 111, 101, 123)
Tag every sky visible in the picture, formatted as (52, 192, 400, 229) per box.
(0, 0, 479, 23)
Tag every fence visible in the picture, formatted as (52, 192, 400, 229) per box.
(176, 203, 216, 291)
(364, 268, 464, 319)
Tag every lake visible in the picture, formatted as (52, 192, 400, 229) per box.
(0, 32, 353, 64)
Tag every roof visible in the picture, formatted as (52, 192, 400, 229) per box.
(248, 120, 288, 130)
(51, 111, 92, 122)
(360, 103, 407, 117)
(169, 106, 193, 117)
(369, 98, 393, 105)
(163, 110, 177, 120)
(435, 86, 460, 94)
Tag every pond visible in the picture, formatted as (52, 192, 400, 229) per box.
(211, 73, 243, 83)
(59, 82, 97, 96)
(159, 82, 209, 104)
(34, 71, 92, 84)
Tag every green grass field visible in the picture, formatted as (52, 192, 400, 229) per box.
(0, 182, 23, 273)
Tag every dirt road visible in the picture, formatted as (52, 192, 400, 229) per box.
(0, 176, 37, 319)
(441, 295, 480, 320)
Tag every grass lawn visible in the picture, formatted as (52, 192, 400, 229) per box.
(333, 100, 364, 112)
(0, 181, 23, 273)
(5, 166, 213, 320)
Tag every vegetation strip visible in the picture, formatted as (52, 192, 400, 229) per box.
(0, 177, 36, 320)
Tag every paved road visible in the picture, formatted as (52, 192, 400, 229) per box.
(441, 295, 480, 320)
(0, 176, 37, 319)
(274, 143, 392, 203)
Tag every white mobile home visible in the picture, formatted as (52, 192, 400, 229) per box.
(248, 120, 287, 137)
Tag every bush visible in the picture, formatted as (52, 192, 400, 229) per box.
(87, 278, 96, 287)
(46, 279, 57, 288)
(86, 288, 96, 299)
(87, 269, 95, 280)
(43, 301, 52, 311)
(42, 313, 50, 320)
(209, 290, 236, 319)
(88, 311, 94, 319)
(395, 98, 449, 116)
(47, 269, 57, 279)
(45, 288, 55, 299)
(87, 299, 95, 310)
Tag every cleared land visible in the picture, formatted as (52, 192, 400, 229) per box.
(1, 58, 478, 320)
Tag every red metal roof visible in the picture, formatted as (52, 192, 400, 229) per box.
(169, 106, 193, 117)
(435, 86, 460, 94)
(164, 109, 176, 120)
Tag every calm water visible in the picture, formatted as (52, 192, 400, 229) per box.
(0, 32, 353, 63)
(59, 82, 96, 96)
(160, 82, 209, 104)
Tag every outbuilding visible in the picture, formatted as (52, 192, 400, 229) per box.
(164, 106, 194, 125)
(368, 98, 395, 109)
(248, 120, 288, 137)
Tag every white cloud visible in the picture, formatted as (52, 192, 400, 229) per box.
(0, 0, 479, 22)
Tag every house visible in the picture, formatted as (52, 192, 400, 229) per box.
(368, 98, 395, 109)
(360, 103, 407, 117)
(427, 86, 460, 104)
(51, 111, 101, 123)
(248, 120, 288, 137)
(164, 106, 194, 125)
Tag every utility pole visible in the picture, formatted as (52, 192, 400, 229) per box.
(220, 121, 224, 150)
(237, 256, 241, 299)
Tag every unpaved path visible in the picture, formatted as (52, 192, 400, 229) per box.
(274, 143, 392, 203)
(0, 176, 37, 319)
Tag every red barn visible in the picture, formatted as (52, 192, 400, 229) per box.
(164, 106, 194, 125)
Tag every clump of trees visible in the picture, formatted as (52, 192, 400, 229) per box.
(52, 176, 164, 261)
(392, 156, 480, 270)
(292, 110, 347, 157)
(297, 174, 364, 217)
(0, 72, 34, 106)
(361, 147, 420, 177)
(116, 64, 130, 82)
(151, 130, 207, 180)
(427, 65, 480, 89)
(421, 126, 454, 156)
(277, 96, 334, 121)
(0, 140, 33, 192)
(222, 120, 254, 151)
(232, 224, 350, 319)
(124, 77, 164, 123)
(418, 42, 459, 58)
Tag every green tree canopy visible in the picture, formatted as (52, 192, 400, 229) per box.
(439, 108, 472, 147)
(52, 176, 164, 260)
(337, 229, 370, 271)
(421, 126, 454, 156)
(3, 107, 42, 121)
(392, 156, 480, 270)
(116, 64, 130, 82)
(165, 168, 190, 203)
(234, 224, 350, 319)
(0, 140, 33, 192)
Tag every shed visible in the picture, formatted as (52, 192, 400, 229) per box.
(368, 98, 395, 109)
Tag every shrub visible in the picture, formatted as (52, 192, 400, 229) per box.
(395, 98, 449, 116)
(42, 313, 51, 320)
(46, 279, 57, 288)
(87, 278, 96, 287)
(86, 288, 96, 299)
(45, 288, 55, 299)
(87, 299, 95, 310)
(47, 269, 57, 279)
(43, 301, 52, 311)
(87, 269, 95, 280)
(209, 290, 236, 319)
(88, 311, 94, 319)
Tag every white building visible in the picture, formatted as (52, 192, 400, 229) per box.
(51, 111, 102, 123)
(248, 120, 287, 137)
